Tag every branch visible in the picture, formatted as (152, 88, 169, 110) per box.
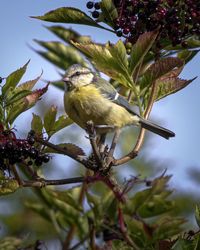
(22, 176, 85, 187)
(35, 137, 95, 170)
(113, 82, 156, 166)
(86, 121, 103, 168)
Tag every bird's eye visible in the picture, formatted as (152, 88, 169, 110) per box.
(75, 71, 81, 76)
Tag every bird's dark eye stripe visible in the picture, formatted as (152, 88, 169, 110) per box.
(71, 71, 90, 78)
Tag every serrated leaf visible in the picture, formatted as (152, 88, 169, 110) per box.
(154, 77, 196, 101)
(47, 26, 91, 44)
(100, 0, 118, 27)
(32, 7, 102, 28)
(172, 239, 194, 250)
(2, 60, 30, 96)
(51, 115, 73, 136)
(16, 71, 43, 91)
(6, 72, 43, 104)
(140, 57, 184, 89)
(7, 84, 48, 124)
(45, 143, 85, 156)
(72, 41, 132, 87)
(178, 49, 200, 64)
(35, 40, 88, 69)
(126, 176, 171, 214)
(154, 217, 185, 240)
(5, 89, 32, 106)
(44, 105, 57, 135)
(129, 30, 158, 75)
(51, 188, 83, 212)
(31, 113, 43, 135)
(138, 199, 174, 218)
(0, 179, 19, 195)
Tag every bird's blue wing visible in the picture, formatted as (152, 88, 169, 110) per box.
(93, 75, 139, 116)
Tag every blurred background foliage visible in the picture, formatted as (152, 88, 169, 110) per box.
(0, 0, 200, 249)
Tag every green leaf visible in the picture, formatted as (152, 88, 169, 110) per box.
(154, 77, 196, 101)
(36, 50, 68, 70)
(47, 26, 91, 44)
(178, 49, 200, 64)
(0, 179, 19, 195)
(44, 143, 85, 157)
(51, 115, 73, 136)
(16, 71, 43, 91)
(7, 84, 48, 124)
(51, 187, 83, 212)
(5, 72, 43, 106)
(32, 7, 102, 28)
(126, 176, 172, 215)
(44, 105, 57, 136)
(172, 239, 194, 250)
(129, 30, 158, 75)
(154, 216, 185, 240)
(6, 89, 32, 106)
(138, 199, 174, 218)
(31, 113, 43, 135)
(100, 0, 118, 27)
(72, 41, 132, 87)
(35, 40, 88, 68)
(2, 60, 30, 96)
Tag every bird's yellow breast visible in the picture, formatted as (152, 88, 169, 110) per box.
(64, 84, 137, 131)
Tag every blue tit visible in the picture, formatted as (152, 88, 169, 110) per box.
(63, 64, 175, 139)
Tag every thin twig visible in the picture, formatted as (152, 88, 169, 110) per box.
(86, 121, 103, 168)
(35, 137, 95, 170)
(113, 82, 157, 166)
(22, 176, 85, 187)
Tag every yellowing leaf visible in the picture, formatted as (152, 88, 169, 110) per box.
(44, 105, 57, 136)
(0, 179, 19, 195)
(45, 143, 85, 157)
(31, 113, 43, 135)
(72, 41, 132, 87)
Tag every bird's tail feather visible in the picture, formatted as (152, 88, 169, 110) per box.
(139, 118, 175, 139)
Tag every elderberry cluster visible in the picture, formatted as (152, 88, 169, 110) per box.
(87, 0, 200, 48)
(86, 1, 101, 18)
(0, 128, 50, 172)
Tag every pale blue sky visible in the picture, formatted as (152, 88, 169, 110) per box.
(0, 0, 200, 191)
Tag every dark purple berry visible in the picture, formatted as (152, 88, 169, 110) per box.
(123, 27, 130, 34)
(28, 137, 35, 145)
(94, 2, 101, 10)
(116, 30, 123, 37)
(86, 1, 94, 9)
(35, 159, 43, 167)
(92, 10, 99, 18)
(42, 155, 50, 163)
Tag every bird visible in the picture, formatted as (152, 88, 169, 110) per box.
(63, 64, 175, 139)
